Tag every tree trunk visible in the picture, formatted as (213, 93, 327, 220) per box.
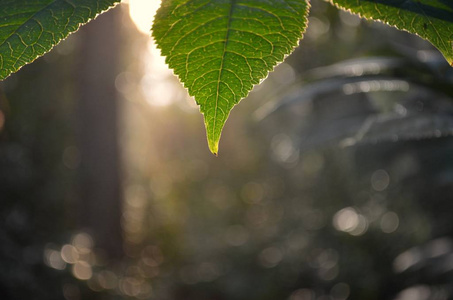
(75, 6, 123, 260)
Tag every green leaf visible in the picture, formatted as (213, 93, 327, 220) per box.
(152, 0, 309, 155)
(330, 0, 453, 65)
(0, 0, 120, 80)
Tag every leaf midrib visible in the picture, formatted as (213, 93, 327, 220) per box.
(213, 0, 237, 153)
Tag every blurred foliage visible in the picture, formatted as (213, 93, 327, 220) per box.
(1, 2, 453, 300)
(0, 29, 78, 299)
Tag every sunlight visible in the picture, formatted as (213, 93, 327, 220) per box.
(127, 0, 184, 107)
(141, 39, 179, 106)
(128, 0, 161, 35)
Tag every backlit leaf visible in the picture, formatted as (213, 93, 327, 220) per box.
(330, 0, 453, 66)
(0, 0, 120, 80)
(152, 0, 310, 155)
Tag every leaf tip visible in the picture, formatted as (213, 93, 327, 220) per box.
(208, 139, 219, 157)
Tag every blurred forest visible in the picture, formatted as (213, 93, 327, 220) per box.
(1, 1, 453, 300)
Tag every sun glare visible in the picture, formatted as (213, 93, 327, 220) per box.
(128, 0, 161, 35)
(127, 0, 178, 107)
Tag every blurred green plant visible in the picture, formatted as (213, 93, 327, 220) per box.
(0, 0, 452, 154)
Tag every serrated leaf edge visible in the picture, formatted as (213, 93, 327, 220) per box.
(152, 0, 311, 155)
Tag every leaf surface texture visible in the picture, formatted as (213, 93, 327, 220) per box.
(330, 0, 453, 65)
(0, 0, 119, 80)
(153, 0, 310, 154)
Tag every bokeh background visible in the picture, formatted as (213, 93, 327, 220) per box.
(1, 1, 453, 300)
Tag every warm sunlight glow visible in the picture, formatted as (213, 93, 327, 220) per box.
(127, 0, 191, 107)
(141, 40, 179, 106)
(128, 0, 161, 35)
